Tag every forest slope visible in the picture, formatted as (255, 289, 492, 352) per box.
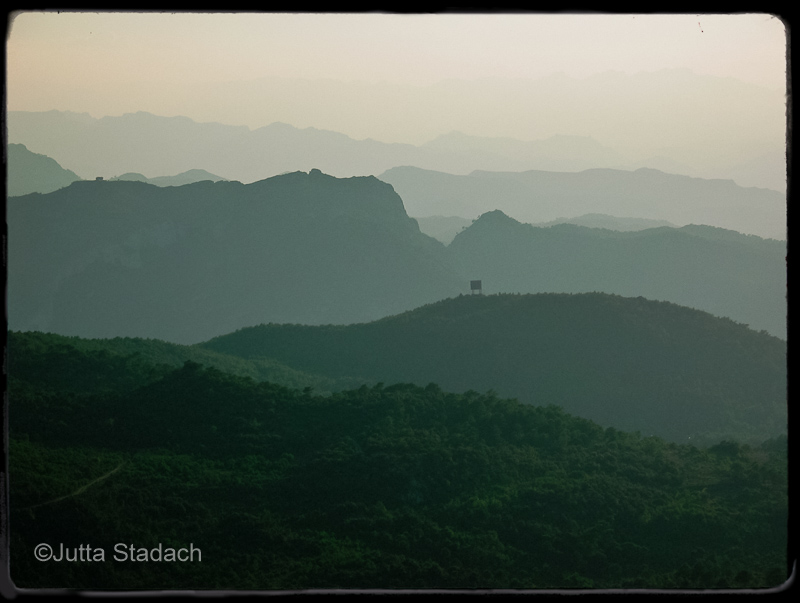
(8, 346, 788, 589)
(202, 293, 786, 445)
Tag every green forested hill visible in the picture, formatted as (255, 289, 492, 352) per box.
(8, 331, 361, 396)
(8, 346, 789, 590)
(201, 293, 786, 445)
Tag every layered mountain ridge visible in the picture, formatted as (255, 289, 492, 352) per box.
(8, 170, 786, 342)
(7, 170, 462, 344)
(379, 166, 786, 240)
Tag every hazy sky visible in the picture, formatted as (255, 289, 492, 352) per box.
(5, 10, 789, 192)
(7, 11, 786, 132)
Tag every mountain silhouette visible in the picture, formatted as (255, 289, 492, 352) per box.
(117, 69, 783, 189)
(110, 169, 226, 186)
(378, 166, 786, 241)
(448, 210, 786, 338)
(7, 143, 83, 196)
(201, 292, 786, 444)
(7, 170, 463, 344)
(418, 213, 681, 245)
(531, 213, 677, 231)
(5, 110, 542, 184)
(8, 168, 786, 342)
(11, 104, 782, 191)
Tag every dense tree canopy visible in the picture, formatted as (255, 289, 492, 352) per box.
(7, 332, 788, 590)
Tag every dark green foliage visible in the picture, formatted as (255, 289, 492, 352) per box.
(8, 330, 360, 395)
(8, 330, 173, 395)
(202, 293, 786, 445)
(8, 343, 788, 590)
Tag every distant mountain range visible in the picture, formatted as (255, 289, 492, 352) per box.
(92, 69, 782, 189)
(447, 210, 786, 338)
(110, 169, 227, 186)
(531, 213, 677, 231)
(8, 101, 786, 193)
(7, 143, 83, 196)
(417, 213, 677, 245)
(8, 170, 786, 341)
(5, 143, 230, 195)
(379, 166, 787, 241)
(6, 110, 624, 186)
(201, 292, 786, 445)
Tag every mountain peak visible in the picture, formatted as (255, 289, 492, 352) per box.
(474, 209, 520, 225)
(448, 209, 526, 246)
(482, 209, 507, 217)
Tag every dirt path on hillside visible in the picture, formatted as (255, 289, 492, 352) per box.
(24, 462, 126, 511)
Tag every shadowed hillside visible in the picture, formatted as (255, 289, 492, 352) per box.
(201, 293, 787, 445)
(9, 166, 784, 344)
(448, 211, 786, 338)
(8, 170, 463, 344)
(8, 328, 788, 589)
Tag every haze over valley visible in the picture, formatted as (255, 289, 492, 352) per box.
(5, 12, 789, 592)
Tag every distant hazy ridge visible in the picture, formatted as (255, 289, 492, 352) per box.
(8, 170, 786, 341)
(380, 166, 786, 241)
(7, 143, 82, 196)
